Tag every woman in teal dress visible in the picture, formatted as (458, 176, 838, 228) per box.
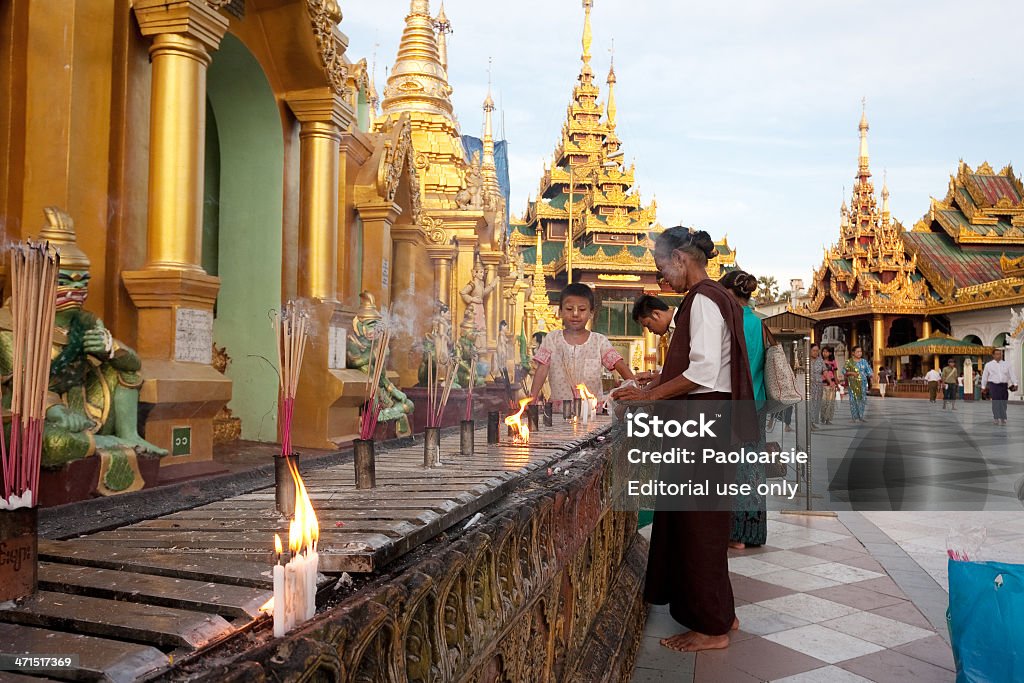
(720, 270, 767, 548)
(844, 345, 872, 422)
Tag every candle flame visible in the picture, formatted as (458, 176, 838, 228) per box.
(274, 533, 283, 555)
(576, 383, 597, 413)
(504, 397, 531, 443)
(284, 457, 320, 556)
(259, 596, 274, 613)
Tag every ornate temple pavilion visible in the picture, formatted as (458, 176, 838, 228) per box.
(801, 110, 1024, 389)
(506, 0, 736, 371)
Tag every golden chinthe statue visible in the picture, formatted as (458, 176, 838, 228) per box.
(0, 208, 166, 495)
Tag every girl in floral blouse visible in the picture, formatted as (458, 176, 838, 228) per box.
(530, 283, 634, 407)
(820, 346, 839, 424)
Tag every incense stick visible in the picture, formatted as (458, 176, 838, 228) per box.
(275, 301, 309, 458)
(1, 241, 59, 508)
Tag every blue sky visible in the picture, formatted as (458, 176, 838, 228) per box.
(339, 0, 1024, 287)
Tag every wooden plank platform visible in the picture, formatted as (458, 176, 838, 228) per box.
(1, 419, 609, 681)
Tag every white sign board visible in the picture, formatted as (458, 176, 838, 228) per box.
(328, 326, 348, 370)
(175, 308, 213, 364)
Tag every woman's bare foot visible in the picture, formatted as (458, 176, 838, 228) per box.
(728, 541, 746, 550)
(660, 631, 730, 652)
(732, 617, 740, 631)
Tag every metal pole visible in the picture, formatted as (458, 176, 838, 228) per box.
(804, 335, 812, 511)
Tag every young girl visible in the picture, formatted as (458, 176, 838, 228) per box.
(820, 346, 839, 424)
(530, 283, 634, 407)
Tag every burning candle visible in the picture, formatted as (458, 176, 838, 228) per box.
(273, 534, 285, 637)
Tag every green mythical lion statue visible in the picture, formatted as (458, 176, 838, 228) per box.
(0, 208, 167, 496)
(453, 310, 487, 389)
(346, 291, 413, 437)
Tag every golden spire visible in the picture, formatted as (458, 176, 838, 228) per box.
(858, 98, 871, 178)
(381, 0, 456, 119)
(434, 2, 452, 74)
(481, 61, 500, 201)
(582, 0, 594, 66)
(881, 170, 891, 226)
(606, 47, 617, 130)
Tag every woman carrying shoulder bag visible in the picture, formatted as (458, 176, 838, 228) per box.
(720, 270, 768, 550)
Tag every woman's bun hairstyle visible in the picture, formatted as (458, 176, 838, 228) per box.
(690, 230, 718, 259)
(720, 269, 758, 298)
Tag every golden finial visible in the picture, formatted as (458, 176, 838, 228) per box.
(858, 98, 871, 177)
(382, 0, 455, 118)
(606, 44, 617, 129)
(582, 0, 594, 65)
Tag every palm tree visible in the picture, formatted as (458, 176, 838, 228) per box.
(756, 275, 779, 303)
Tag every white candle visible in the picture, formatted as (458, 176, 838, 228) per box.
(273, 563, 285, 637)
(306, 550, 318, 620)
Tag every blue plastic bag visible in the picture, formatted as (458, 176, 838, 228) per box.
(947, 559, 1024, 682)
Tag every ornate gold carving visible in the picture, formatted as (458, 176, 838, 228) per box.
(422, 215, 448, 245)
(597, 274, 641, 281)
(305, 0, 350, 97)
(1002, 253, 1024, 277)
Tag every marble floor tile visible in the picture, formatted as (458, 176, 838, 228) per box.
(734, 603, 811, 635)
(868, 600, 934, 630)
(729, 574, 799, 603)
(771, 664, 875, 683)
(839, 648, 956, 683)
(894, 635, 955, 672)
(820, 611, 934, 648)
(698, 635, 828, 681)
(753, 568, 842, 591)
(800, 561, 885, 584)
(728, 556, 788, 577)
(806, 584, 906, 611)
(764, 624, 884, 664)
(756, 593, 859, 623)
(755, 550, 830, 569)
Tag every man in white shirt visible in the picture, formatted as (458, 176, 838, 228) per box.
(924, 367, 942, 403)
(981, 349, 1020, 425)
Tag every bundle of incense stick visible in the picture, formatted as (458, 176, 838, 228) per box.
(426, 352, 457, 429)
(274, 301, 310, 457)
(1, 241, 59, 509)
(358, 316, 391, 440)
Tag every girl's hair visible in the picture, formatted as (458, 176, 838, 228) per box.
(821, 346, 833, 358)
(532, 331, 547, 345)
(559, 282, 595, 309)
(852, 345, 863, 353)
(719, 269, 758, 300)
(654, 226, 718, 266)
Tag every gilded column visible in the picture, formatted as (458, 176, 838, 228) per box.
(643, 327, 657, 372)
(922, 318, 938, 369)
(872, 314, 884, 387)
(121, 0, 230, 462)
(426, 244, 455, 311)
(287, 89, 348, 301)
(357, 202, 402, 307)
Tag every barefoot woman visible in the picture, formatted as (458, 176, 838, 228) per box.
(613, 227, 757, 652)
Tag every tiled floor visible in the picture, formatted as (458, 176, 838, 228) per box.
(631, 513, 956, 682)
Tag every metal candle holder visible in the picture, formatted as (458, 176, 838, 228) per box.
(527, 404, 540, 432)
(275, 453, 300, 516)
(562, 400, 572, 420)
(573, 398, 582, 419)
(460, 420, 475, 455)
(353, 439, 375, 489)
(543, 402, 553, 426)
(424, 426, 441, 467)
(487, 411, 500, 444)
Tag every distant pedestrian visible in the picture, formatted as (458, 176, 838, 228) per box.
(982, 349, 1020, 426)
(820, 347, 839, 424)
(878, 366, 892, 398)
(844, 345, 872, 423)
(941, 358, 959, 411)
(924, 366, 941, 403)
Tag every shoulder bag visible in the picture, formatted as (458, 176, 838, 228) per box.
(761, 325, 802, 405)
